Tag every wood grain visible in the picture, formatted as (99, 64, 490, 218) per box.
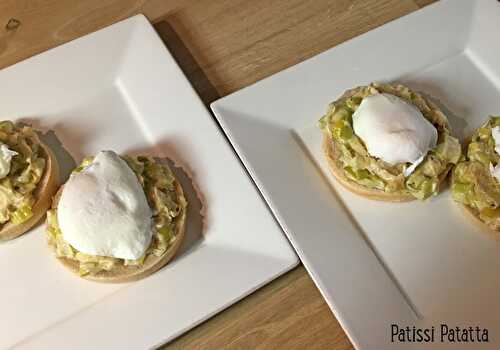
(162, 0, 423, 96)
(0, 0, 436, 349)
(165, 266, 353, 350)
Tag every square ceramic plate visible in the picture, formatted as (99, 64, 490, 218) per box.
(0, 15, 298, 350)
(211, 1, 500, 349)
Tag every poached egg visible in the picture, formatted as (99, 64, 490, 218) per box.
(57, 151, 153, 260)
(0, 143, 18, 179)
(352, 93, 438, 176)
(489, 126, 500, 181)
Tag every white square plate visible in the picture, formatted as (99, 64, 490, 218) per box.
(211, 1, 500, 349)
(0, 15, 298, 350)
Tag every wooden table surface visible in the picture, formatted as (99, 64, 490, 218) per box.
(0, 0, 435, 348)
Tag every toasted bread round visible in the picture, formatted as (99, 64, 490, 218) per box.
(323, 135, 451, 202)
(321, 83, 455, 202)
(0, 142, 59, 241)
(452, 134, 500, 239)
(460, 204, 500, 240)
(322, 135, 414, 201)
(49, 164, 187, 283)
